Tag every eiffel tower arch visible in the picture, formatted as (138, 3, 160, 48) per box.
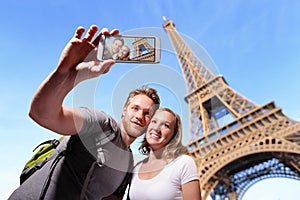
(131, 37, 155, 62)
(162, 18, 300, 200)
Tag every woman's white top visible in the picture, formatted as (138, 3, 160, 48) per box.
(128, 155, 199, 200)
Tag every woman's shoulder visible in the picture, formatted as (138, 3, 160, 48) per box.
(176, 154, 195, 162)
(169, 155, 196, 167)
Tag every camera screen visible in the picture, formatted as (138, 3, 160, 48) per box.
(102, 36, 159, 63)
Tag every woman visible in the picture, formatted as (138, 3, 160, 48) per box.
(128, 108, 202, 200)
(114, 45, 130, 61)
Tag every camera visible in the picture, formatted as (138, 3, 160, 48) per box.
(97, 35, 160, 63)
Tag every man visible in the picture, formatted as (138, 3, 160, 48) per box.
(9, 25, 160, 200)
(103, 37, 124, 60)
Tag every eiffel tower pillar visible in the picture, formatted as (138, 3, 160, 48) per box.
(163, 18, 300, 200)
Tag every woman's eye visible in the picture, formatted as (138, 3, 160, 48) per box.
(151, 120, 157, 123)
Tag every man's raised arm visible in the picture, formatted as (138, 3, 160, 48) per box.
(29, 25, 118, 135)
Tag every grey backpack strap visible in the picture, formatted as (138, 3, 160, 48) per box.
(112, 149, 134, 198)
(80, 134, 119, 200)
(80, 161, 97, 200)
(38, 150, 66, 200)
(80, 117, 119, 199)
(95, 132, 117, 167)
(95, 117, 119, 166)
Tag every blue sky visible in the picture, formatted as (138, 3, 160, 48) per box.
(1, 0, 300, 199)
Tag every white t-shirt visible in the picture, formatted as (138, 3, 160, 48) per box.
(128, 155, 199, 200)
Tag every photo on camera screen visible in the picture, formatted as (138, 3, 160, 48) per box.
(98, 35, 160, 63)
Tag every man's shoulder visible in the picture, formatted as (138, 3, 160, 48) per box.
(77, 107, 120, 136)
(78, 107, 113, 121)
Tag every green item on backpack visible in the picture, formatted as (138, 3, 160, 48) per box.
(19, 137, 64, 184)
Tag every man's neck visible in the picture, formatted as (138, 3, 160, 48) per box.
(119, 123, 136, 148)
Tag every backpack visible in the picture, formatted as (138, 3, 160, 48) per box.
(19, 132, 132, 199)
(20, 136, 65, 184)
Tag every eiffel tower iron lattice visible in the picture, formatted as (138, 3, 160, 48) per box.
(163, 18, 300, 200)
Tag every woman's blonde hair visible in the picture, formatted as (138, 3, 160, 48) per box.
(139, 108, 188, 160)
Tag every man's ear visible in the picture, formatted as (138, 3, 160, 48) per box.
(121, 106, 127, 118)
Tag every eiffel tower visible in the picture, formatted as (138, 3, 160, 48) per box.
(163, 18, 300, 200)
